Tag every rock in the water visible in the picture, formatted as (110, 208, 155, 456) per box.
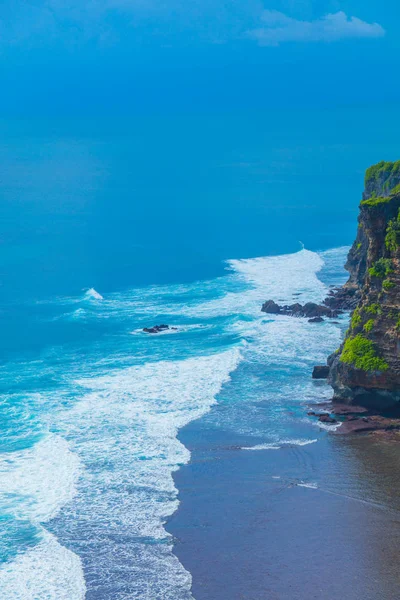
(318, 414, 337, 424)
(300, 302, 338, 318)
(312, 365, 330, 379)
(309, 317, 324, 323)
(143, 324, 175, 334)
(288, 303, 303, 314)
(261, 300, 339, 318)
(261, 300, 281, 314)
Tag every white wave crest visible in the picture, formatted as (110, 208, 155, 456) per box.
(0, 434, 82, 523)
(83, 287, 103, 300)
(179, 249, 327, 320)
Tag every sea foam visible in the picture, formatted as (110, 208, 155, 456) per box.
(242, 439, 318, 451)
(0, 246, 348, 598)
(0, 434, 82, 523)
(48, 347, 242, 598)
(0, 531, 86, 600)
(0, 436, 85, 599)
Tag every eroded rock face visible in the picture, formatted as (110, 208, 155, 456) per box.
(312, 365, 330, 379)
(328, 161, 400, 410)
(324, 286, 360, 311)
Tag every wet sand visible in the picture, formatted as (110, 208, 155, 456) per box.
(168, 416, 400, 600)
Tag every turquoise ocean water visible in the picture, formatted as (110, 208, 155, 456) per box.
(0, 107, 399, 598)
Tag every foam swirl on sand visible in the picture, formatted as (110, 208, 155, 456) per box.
(242, 439, 318, 450)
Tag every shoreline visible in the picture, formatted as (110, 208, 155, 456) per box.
(168, 400, 400, 600)
(167, 262, 400, 600)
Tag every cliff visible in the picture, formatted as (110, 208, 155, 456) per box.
(329, 160, 400, 409)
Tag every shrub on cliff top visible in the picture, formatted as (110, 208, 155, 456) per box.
(365, 160, 400, 187)
(361, 162, 400, 206)
(368, 258, 393, 279)
(340, 334, 388, 372)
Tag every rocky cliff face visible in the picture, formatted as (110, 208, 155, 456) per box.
(329, 161, 400, 410)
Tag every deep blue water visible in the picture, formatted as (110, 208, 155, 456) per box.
(1, 105, 400, 307)
(0, 107, 399, 598)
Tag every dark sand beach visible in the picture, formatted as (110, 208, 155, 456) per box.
(169, 416, 400, 600)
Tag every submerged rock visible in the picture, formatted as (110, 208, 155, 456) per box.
(309, 317, 324, 323)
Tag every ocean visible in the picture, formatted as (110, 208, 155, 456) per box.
(1, 108, 400, 598)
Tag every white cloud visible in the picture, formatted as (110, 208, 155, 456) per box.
(0, 0, 264, 47)
(0, 4, 385, 49)
(246, 10, 385, 46)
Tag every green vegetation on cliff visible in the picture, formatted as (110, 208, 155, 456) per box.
(361, 161, 400, 206)
(385, 209, 400, 252)
(363, 319, 374, 333)
(351, 307, 362, 329)
(329, 159, 400, 406)
(340, 334, 389, 372)
(365, 160, 400, 187)
(365, 303, 382, 315)
(361, 194, 389, 207)
(368, 258, 393, 279)
(361, 192, 400, 207)
(383, 278, 395, 290)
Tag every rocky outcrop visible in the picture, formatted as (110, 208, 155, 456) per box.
(328, 160, 400, 410)
(261, 300, 339, 319)
(312, 365, 330, 379)
(324, 286, 360, 311)
(307, 402, 400, 435)
(261, 300, 281, 314)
